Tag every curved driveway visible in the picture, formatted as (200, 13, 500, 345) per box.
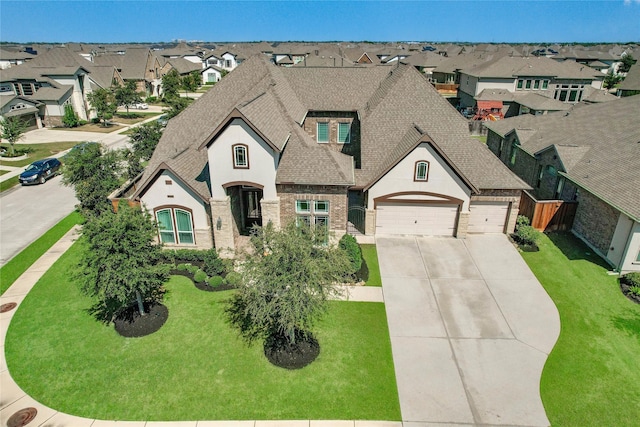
(377, 234, 560, 426)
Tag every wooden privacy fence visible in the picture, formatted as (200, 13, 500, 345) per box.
(519, 190, 577, 231)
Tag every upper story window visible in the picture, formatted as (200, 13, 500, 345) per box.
(233, 144, 249, 169)
(554, 83, 585, 103)
(317, 122, 329, 143)
(414, 161, 430, 181)
(338, 122, 351, 144)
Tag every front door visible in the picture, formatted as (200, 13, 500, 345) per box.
(242, 188, 263, 230)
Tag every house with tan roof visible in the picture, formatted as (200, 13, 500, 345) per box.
(125, 55, 528, 255)
(484, 95, 640, 273)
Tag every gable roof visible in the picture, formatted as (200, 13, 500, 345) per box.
(462, 55, 602, 80)
(137, 54, 527, 201)
(485, 95, 640, 220)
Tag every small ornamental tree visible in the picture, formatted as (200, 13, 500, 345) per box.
(181, 70, 200, 97)
(62, 104, 79, 128)
(225, 222, 353, 368)
(78, 203, 169, 321)
(161, 69, 181, 100)
(114, 81, 141, 114)
(619, 54, 636, 74)
(604, 70, 623, 89)
(0, 116, 27, 156)
(61, 142, 121, 217)
(87, 88, 117, 126)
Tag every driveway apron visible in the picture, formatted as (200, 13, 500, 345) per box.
(377, 234, 560, 426)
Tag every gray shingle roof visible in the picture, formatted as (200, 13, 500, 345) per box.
(485, 95, 640, 220)
(138, 54, 528, 201)
(619, 63, 640, 91)
(463, 56, 602, 80)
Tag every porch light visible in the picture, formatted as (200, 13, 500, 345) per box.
(216, 217, 222, 230)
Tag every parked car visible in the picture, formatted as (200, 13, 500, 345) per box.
(19, 158, 61, 185)
(134, 102, 148, 110)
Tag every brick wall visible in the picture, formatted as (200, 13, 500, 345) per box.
(573, 189, 619, 254)
(472, 190, 522, 233)
(277, 184, 348, 232)
(302, 112, 361, 168)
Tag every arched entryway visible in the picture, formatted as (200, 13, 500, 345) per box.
(223, 182, 264, 235)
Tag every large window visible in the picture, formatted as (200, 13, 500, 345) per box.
(155, 207, 194, 244)
(414, 160, 430, 181)
(338, 122, 351, 144)
(296, 199, 329, 228)
(317, 122, 329, 143)
(232, 144, 248, 168)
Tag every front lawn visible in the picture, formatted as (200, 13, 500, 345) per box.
(521, 232, 640, 426)
(5, 240, 400, 421)
(0, 141, 79, 168)
(112, 112, 162, 125)
(361, 244, 382, 286)
(50, 122, 124, 133)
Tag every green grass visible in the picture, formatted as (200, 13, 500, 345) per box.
(0, 211, 82, 295)
(0, 176, 19, 192)
(0, 169, 8, 176)
(472, 135, 487, 144)
(113, 112, 161, 125)
(5, 240, 400, 421)
(0, 141, 79, 168)
(361, 244, 382, 287)
(521, 232, 640, 426)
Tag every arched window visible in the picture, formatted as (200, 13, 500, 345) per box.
(155, 207, 195, 245)
(414, 160, 430, 181)
(232, 144, 249, 168)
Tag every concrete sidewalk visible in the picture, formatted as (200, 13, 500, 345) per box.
(0, 227, 393, 427)
(377, 234, 560, 426)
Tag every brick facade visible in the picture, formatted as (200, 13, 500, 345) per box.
(302, 112, 362, 168)
(277, 184, 348, 232)
(573, 189, 620, 255)
(472, 189, 522, 233)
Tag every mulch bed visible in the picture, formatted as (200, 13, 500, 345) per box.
(113, 302, 168, 337)
(620, 283, 640, 304)
(264, 332, 320, 370)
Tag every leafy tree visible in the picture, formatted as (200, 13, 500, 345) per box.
(604, 69, 623, 89)
(619, 54, 636, 74)
(78, 202, 169, 321)
(161, 69, 181, 100)
(225, 222, 353, 353)
(164, 95, 189, 119)
(87, 88, 117, 127)
(114, 81, 141, 114)
(62, 104, 79, 128)
(0, 117, 27, 156)
(122, 120, 164, 179)
(61, 142, 121, 217)
(181, 70, 201, 97)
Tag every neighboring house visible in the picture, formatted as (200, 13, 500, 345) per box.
(122, 55, 528, 256)
(0, 48, 35, 69)
(484, 95, 640, 273)
(457, 56, 605, 110)
(92, 47, 163, 96)
(0, 95, 43, 130)
(617, 63, 640, 97)
(201, 65, 224, 84)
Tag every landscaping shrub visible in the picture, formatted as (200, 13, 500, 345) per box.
(516, 215, 531, 228)
(176, 263, 189, 271)
(193, 269, 208, 283)
(225, 271, 242, 286)
(145, 96, 157, 103)
(208, 275, 225, 288)
(515, 225, 540, 246)
(339, 234, 362, 275)
(62, 104, 79, 128)
(202, 248, 226, 277)
(621, 272, 640, 287)
(186, 264, 200, 275)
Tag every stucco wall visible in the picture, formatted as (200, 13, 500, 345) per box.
(620, 221, 640, 273)
(207, 118, 279, 199)
(367, 142, 472, 210)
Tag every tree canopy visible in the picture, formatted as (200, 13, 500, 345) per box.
(0, 116, 27, 156)
(78, 202, 169, 321)
(123, 120, 163, 179)
(87, 88, 117, 126)
(114, 81, 141, 114)
(161, 69, 181, 100)
(619, 54, 636, 74)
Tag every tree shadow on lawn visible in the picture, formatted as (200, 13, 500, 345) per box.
(611, 311, 640, 342)
(546, 231, 613, 270)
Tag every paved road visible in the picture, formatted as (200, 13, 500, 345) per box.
(0, 176, 77, 266)
(377, 234, 560, 426)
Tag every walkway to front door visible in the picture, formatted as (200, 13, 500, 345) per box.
(376, 234, 560, 426)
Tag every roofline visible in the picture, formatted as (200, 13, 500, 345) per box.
(559, 172, 640, 223)
(197, 108, 281, 152)
(132, 162, 209, 203)
(363, 130, 479, 194)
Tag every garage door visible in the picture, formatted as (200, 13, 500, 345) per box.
(468, 201, 510, 233)
(376, 202, 458, 236)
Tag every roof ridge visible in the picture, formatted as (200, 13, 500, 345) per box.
(363, 63, 408, 116)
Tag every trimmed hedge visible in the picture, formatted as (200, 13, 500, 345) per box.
(339, 234, 362, 275)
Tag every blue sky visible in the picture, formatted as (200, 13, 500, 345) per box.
(1, 1, 639, 43)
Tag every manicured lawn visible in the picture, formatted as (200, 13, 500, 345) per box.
(0, 176, 19, 192)
(521, 232, 640, 426)
(361, 244, 382, 287)
(113, 112, 161, 125)
(0, 141, 79, 168)
(5, 240, 400, 421)
(0, 210, 82, 295)
(0, 169, 8, 176)
(50, 123, 124, 133)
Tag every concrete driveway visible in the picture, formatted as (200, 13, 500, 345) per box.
(377, 234, 560, 426)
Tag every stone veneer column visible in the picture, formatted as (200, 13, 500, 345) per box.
(210, 197, 235, 258)
(456, 211, 470, 238)
(260, 198, 281, 229)
(365, 209, 376, 236)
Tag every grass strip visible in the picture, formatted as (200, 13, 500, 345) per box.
(361, 244, 382, 286)
(521, 232, 640, 426)
(0, 210, 82, 295)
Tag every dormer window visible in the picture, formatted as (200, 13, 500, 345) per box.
(233, 144, 248, 168)
(338, 122, 351, 144)
(414, 160, 429, 181)
(317, 122, 329, 143)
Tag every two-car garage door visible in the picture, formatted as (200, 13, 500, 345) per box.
(376, 202, 459, 236)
